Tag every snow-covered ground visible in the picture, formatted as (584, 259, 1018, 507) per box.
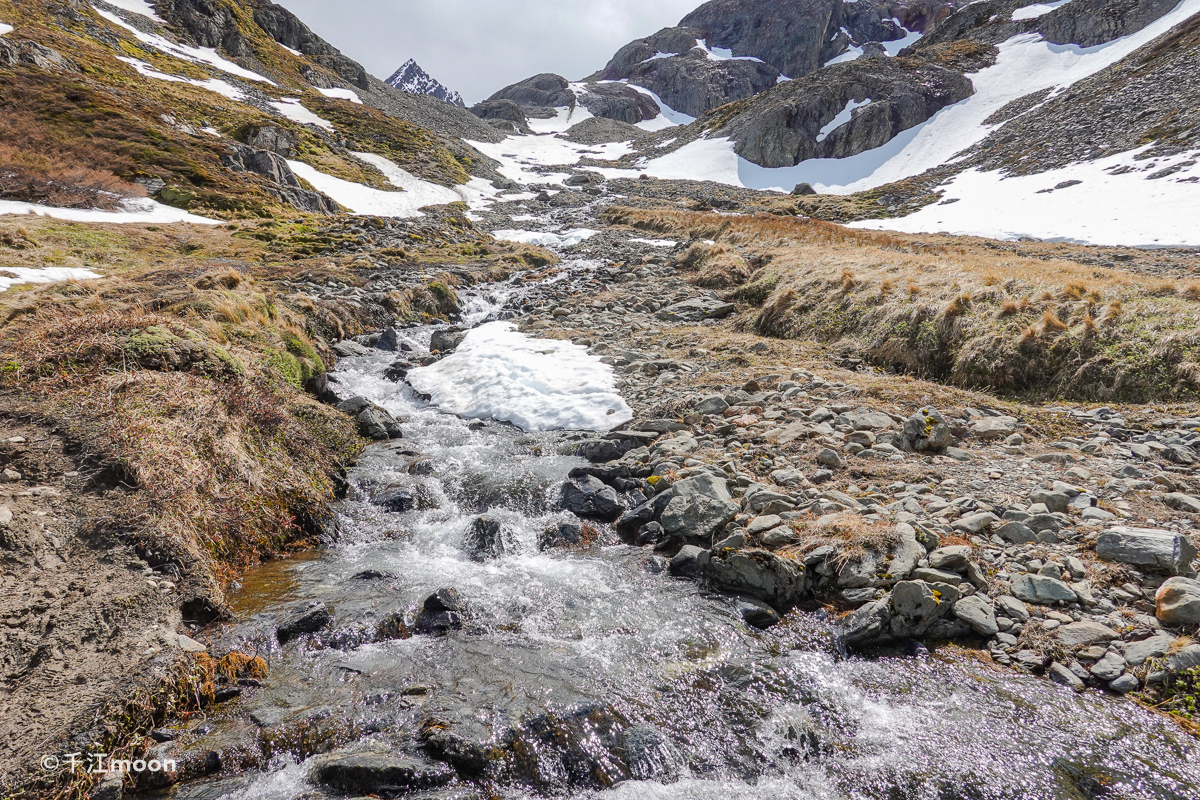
(117, 56, 248, 101)
(270, 98, 334, 130)
(468, 134, 633, 187)
(0, 198, 217, 225)
(0, 21, 12, 36)
(850, 148, 1200, 247)
(0, 267, 103, 293)
(818, 99, 870, 142)
(316, 87, 361, 104)
(492, 229, 599, 248)
(90, 3, 276, 85)
(406, 321, 633, 432)
(630, 237, 677, 247)
(1012, 0, 1073, 20)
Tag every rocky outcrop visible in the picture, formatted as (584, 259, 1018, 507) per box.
(482, 73, 576, 118)
(715, 56, 975, 168)
(576, 83, 661, 125)
(918, 0, 1181, 50)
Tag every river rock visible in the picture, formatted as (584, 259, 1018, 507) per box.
(539, 520, 585, 550)
(336, 396, 404, 440)
(902, 407, 954, 451)
(656, 297, 735, 322)
(669, 545, 709, 578)
(1090, 652, 1127, 683)
(416, 588, 466, 635)
(1155, 576, 1200, 625)
(995, 594, 1030, 621)
(308, 751, 455, 795)
(929, 545, 971, 571)
(996, 520, 1038, 544)
(1056, 621, 1118, 649)
(277, 601, 331, 644)
(703, 548, 808, 610)
(561, 475, 625, 522)
(464, 516, 511, 561)
(659, 474, 740, 544)
(971, 416, 1018, 439)
(1010, 574, 1077, 604)
(1124, 634, 1173, 666)
(890, 580, 950, 637)
(430, 327, 468, 353)
(695, 395, 729, 415)
(1096, 527, 1198, 575)
(1048, 662, 1085, 692)
(733, 595, 782, 629)
(1167, 644, 1200, 673)
(952, 595, 999, 636)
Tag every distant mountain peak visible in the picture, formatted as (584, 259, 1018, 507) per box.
(387, 59, 465, 107)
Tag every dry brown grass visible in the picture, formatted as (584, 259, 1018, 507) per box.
(601, 206, 1200, 401)
(784, 512, 902, 569)
(0, 142, 145, 209)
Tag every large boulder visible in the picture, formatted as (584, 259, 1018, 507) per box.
(276, 601, 331, 644)
(335, 396, 404, 440)
(1010, 574, 1077, 604)
(952, 595, 999, 636)
(704, 548, 808, 610)
(656, 297, 736, 322)
(308, 751, 455, 795)
(561, 475, 625, 522)
(1096, 527, 1198, 575)
(658, 474, 740, 544)
(889, 580, 951, 637)
(902, 407, 955, 452)
(1055, 621, 1118, 649)
(1156, 576, 1200, 626)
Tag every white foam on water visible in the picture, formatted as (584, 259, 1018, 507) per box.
(406, 321, 632, 432)
(0, 197, 218, 225)
(0, 266, 103, 292)
(492, 228, 599, 248)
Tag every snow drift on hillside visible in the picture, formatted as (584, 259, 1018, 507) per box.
(0, 267, 102, 293)
(0, 21, 13, 36)
(406, 321, 632, 432)
(0, 198, 217, 225)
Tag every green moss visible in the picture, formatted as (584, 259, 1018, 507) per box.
(126, 325, 181, 358)
(267, 350, 304, 388)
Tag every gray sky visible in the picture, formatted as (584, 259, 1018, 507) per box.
(276, 0, 704, 104)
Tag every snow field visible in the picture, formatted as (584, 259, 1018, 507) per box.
(0, 198, 218, 225)
(0, 267, 103, 293)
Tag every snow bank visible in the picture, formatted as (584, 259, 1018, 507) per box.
(850, 149, 1200, 246)
(492, 229, 599, 248)
(1012, 0, 1073, 20)
(287, 153, 466, 218)
(818, 99, 870, 142)
(317, 87, 362, 104)
(630, 237, 676, 247)
(102, 0, 164, 22)
(0, 21, 12, 36)
(467, 135, 630, 187)
(270, 98, 334, 130)
(0, 197, 218, 225)
(0, 267, 103, 293)
(406, 321, 632, 432)
(91, 4, 276, 85)
(117, 56, 247, 100)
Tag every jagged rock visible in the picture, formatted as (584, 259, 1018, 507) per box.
(1155, 576, 1200, 626)
(704, 548, 808, 609)
(1096, 527, 1198, 575)
(576, 82, 661, 124)
(416, 589, 466, 635)
(335, 396, 404, 440)
(464, 516, 511, 561)
(658, 474, 740, 544)
(0, 37, 76, 70)
(840, 594, 893, 647)
(308, 751, 455, 795)
(791, 182, 817, 195)
(540, 520, 585, 550)
(240, 123, 297, 156)
(430, 327, 468, 353)
(562, 475, 625, 521)
(277, 602, 331, 644)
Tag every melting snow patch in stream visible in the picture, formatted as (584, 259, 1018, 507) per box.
(0, 267, 103, 292)
(406, 321, 632, 432)
(492, 229, 599, 248)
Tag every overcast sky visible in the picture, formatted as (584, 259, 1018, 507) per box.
(275, 0, 704, 104)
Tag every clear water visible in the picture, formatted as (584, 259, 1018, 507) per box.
(176, 265, 1200, 800)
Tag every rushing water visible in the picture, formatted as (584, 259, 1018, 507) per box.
(172, 263, 1200, 800)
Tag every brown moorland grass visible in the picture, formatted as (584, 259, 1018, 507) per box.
(605, 206, 1200, 402)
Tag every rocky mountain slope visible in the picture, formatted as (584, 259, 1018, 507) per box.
(387, 58, 466, 107)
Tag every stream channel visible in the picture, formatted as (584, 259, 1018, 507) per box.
(169, 253, 1200, 800)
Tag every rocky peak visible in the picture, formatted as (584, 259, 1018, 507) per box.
(386, 58, 465, 107)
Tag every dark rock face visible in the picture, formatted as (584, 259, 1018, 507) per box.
(463, 516, 511, 561)
(576, 83, 662, 124)
(471, 98, 530, 130)
(919, 0, 1179, 50)
(221, 143, 339, 214)
(249, 2, 369, 88)
(679, 0, 844, 79)
(717, 57, 975, 168)
(485, 73, 576, 112)
(240, 123, 297, 157)
(277, 601, 331, 644)
(561, 475, 625, 522)
(308, 752, 455, 795)
(387, 58, 466, 106)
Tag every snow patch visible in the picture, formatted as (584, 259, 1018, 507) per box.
(617, 83, 696, 130)
(270, 98, 334, 130)
(1012, 0, 1072, 20)
(101, 0, 164, 22)
(316, 87, 362, 104)
(817, 99, 870, 142)
(825, 45, 864, 66)
(0, 267, 103, 293)
(695, 39, 764, 62)
(468, 135, 631, 187)
(884, 27, 923, 55)
(0, 21, 12, 36)
(491, 229, 599, 248)
(287, 153, 464, 218)
(630, 237, 677, 247)
(91, 4, 276, 85)
(117, 56, 248, 100)
(850, 149, 1200, 246)
(406, 321, 632, 432)
(0, 197, 218, 225)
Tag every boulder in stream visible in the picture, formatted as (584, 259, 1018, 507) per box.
(276, 601, 331, 644)
(308, 751, 455, 795)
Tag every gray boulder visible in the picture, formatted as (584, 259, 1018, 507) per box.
(430, 328, 468, 353)
(902, 407, 954, 451)
(561, 475, 625, 522)
(308, 751, 455, 795)
(1055, 621, 1118, 649)
(659, 474, 740, 544)
(704, 548, 808, 610)
(336, 396, 404, 440)
(656, 297, 736, 322)
(1096, 527, 1197, 575)
(889, 580, 950, 637)
(1010, 574, 1077, 604)
(952, 595, 999, 636)
(277, 601, 331, 644)
(669, 545, 709, 578)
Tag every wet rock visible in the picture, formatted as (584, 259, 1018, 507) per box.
(669, 544, 708, 578)
(336, 396, 404, 440)
(1048, 662, 1085, 692)
(277, 601, 331, 644)
(658, 474, 740, 545)
(333, 340, 371, 358)
(1096, 527, 1198, 575)
(416, 589, 467, 635)
(636, 521, 666, 546)
(890, 580, 950, 637)
(562, 475, 625, 521)
(376, 488, 418, 513)
(539, 520, 585, 550)
(1155, 576, 1200, 625)
(704, 548, 808, 610)
(430, 328, 468, 354)
(618, 724, 681, 781)
(308, 751, 455, 795)
(1110, 673, 1140, 694)
(839, 595, 893, 647)
(464, 516, 511, 561)
(733, 595, 782, 629)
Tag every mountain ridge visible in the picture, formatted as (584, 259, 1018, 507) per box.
(387, 57, 466, 107)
